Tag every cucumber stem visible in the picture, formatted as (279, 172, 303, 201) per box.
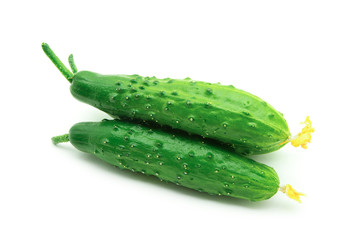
(41, 43, 73, 83)
(68, 54, 78, 73)
(52, 134, 69, 145)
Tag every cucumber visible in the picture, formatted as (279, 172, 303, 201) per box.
(54, 119, 280, 201)
(43, 43, 314, 155)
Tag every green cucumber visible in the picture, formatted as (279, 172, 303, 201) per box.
(43, 43, 293, 155)
(53, 119, 280, 201)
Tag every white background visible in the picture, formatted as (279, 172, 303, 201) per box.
(1, 1, 358, 239)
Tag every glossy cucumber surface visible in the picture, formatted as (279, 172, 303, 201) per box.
(70, 71, 290, 155)
(68, 119, 280, 201)
(41, 43, 291, 155)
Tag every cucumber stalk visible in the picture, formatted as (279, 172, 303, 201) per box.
(52, 134, 69, 145)
(68, 54, 78, 74)
(41, 42, 73, 83)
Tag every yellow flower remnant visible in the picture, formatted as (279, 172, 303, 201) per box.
(290, 116, 314, 149)
(280, 116, 314, 148)
(279, 184, 305, 203)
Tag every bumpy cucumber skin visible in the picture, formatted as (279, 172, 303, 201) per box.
(69, 119, 280, 201)
(70, 71, 290, 155)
